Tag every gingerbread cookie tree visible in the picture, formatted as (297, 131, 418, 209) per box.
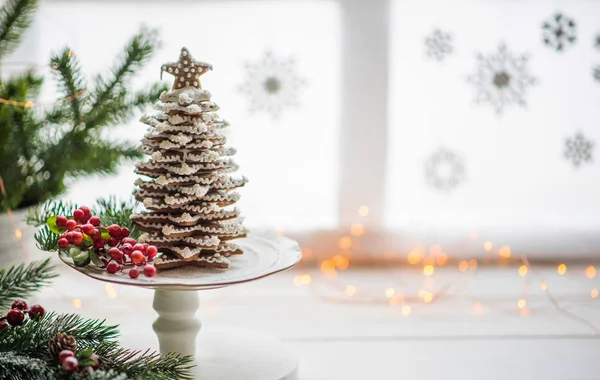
(131, 47, 247, 270)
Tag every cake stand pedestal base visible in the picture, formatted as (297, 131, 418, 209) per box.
(153, 290, 298, 380)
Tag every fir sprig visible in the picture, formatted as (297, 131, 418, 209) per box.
(0, 0, 37, 59)
(0, 313, 194, 379)
(0, 22, 166, 212)
(50, 48, 86, 125)
(93, 196, 141, 239)
(93, 344, 194, 380)
(0, 351, 53, 380)
(0, 259, 56, 310)
(90, 28, 158, 112)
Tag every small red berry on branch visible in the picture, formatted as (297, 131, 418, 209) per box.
(11, 299, 28, 311)
(106, 261, 120, 274)
(6, 309, 25, 326)
(108, 224, 122, 238)
(131, 250, 144, 265)
(0, 321, 9, 330)
(66, 220, 77, 231)
(71, 232, 84, 245)
(59, 350, 75, 364)
(58, 238, 69, 248)
(28, 304, 46, 320)
(129, 268, 140, 279)
(89, 216, 101, 226)
(73, 209, 84, 222)
(109, 247, 123, 260)
(143, 264, 157, 278)
(56, 215, 68, 227)
(81, 223, 95, 236)
(62, 356, 79, 372)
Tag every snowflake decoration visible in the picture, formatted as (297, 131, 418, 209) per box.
(425, 148, 466, 192)
(542, 12, 577, 52)
(467, 43, 537, 114)
(565, 132, 594, 168)
(238, 50, 307, 119)
(593, 65, 600, 83)
(595, 34, 600, 51)
(425, 29, 454, 62)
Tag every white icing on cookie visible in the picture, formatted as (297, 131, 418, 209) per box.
(142, 198, 220, 214)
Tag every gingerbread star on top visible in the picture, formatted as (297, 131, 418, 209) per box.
(161, 47, 213, 90)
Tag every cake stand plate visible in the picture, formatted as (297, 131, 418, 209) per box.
(60, 231, 302, 380)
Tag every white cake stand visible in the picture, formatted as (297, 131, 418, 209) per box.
(60, 230, 302, 380)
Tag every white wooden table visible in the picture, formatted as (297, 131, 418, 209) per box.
(37, 261, 600, 380)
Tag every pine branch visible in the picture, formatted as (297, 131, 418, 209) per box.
(90, 27, 158, 111)
(93, 343, 194, 380)
(94, 196, 141, 239)
(84, 82, 167, 129)
(50, 48, 86, 125)
(0, 312, 119, 358)
(0, 351, 54, 380)
(0, 259, 56, 310)
(33, 225, 59, 252)
(0, 0, 37, 59)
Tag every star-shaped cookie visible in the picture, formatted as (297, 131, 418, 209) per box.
(161, 47, 213, 90)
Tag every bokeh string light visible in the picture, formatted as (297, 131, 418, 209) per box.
(291, 205, 600, 333)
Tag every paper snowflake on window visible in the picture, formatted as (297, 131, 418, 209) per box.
(593, 65, 600, 83)
(425, 148, 466, 192)
(238, 50, 307, 119)
(542, 12, 577, 52)
(467, 43, 537, 115)
(565, 132, 594, 168)
(425, 29, 454, 62)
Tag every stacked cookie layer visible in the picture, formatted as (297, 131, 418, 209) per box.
(131, 48, 247, 270)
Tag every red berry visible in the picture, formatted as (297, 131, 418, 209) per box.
(28, 304, 45, 320)
(79, 206, 91, 219)
(59, 350, 74, 364)
(91, 229, 101, 241)
(108, 224, 122, 238)
(129, 269, 140, 279)
(71, 232, 84, 245)
(89, 216, 101, 226)
(6, 309, 24, 326)
(131, 250, 144, 265)
(120, 227, 130, 238)
(56, 216, 68, 227)
(73, 209, 84, 222)
(121, 243, 133, 255)
(106, 261, 120, 274)
(122, 238, 137, 246)
(58, 238, 69, 248)
(66, 220, 77, 231)
(62, 356, 79, 372)
(108, 237, 120, 247)
(81, 223, 95, 235)
(11, 300, 28, 311)
(143, 264, 157, 278)
(109, 247, 123, 260)
(94, 239, 106, 249)
(146, 245, 158, 259)
(133, 244, 145, 253)
(0, 321, 8, 330)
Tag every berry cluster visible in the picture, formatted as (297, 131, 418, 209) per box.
(0, 299, 45, 330)
(53, 206, 157, 278)
(59, 349, 100, 374)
